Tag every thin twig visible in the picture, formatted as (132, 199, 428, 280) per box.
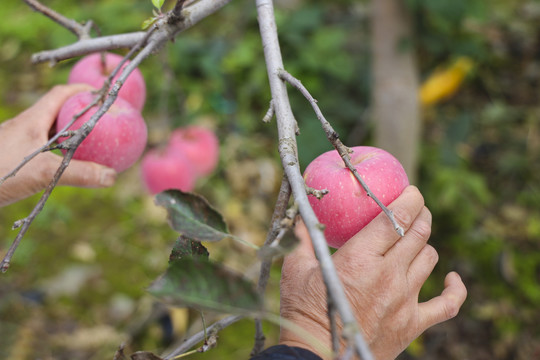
(23, 0, 92, 39)
(256, 1, 374, 359)
(328, 288, 341, 356)
(262, 100, 275, 123)
(162, 315, 244, 359)
(251, 176, 292, 356)
(278, 69, 405, 237)
(31, 0, 233, 64)
(169, 0, 188, 23)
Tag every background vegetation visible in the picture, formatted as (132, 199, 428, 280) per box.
(1, 0, 539, 359)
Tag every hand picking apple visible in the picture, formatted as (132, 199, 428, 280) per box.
(268, 186, 468, 360)
(0, 84, 117, 207)
(303, 146, 409, 248)
(56, 91, 148, 173)
(140, 125, 219, 194)
(68, 52, 147, 111)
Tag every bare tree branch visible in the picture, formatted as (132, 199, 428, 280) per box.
(1, 0, 234, 272)
(255, 0, 374, 359)
(251, 176, 292, 356)
(0, 25, 158, 272)
(277, 69, 405, 236)
(31, 0, 233, 64)
(162, 315, 244, 359)
(23, 0, 92, 39)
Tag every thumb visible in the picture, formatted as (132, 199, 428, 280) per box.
(418, 271, 467, 330)
(58, 159, 117, 188)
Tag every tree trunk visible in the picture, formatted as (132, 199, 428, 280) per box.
(371, 0, 420, 184)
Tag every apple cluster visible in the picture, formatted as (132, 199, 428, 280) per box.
(56, 52, 148, 172)
(303, 146, 409, 248)
(140, 125, 219, 194)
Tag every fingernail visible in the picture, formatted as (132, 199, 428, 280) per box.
(100, 168, 117, 187)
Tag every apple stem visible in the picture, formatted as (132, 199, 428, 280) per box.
(278, 69, 405, 237)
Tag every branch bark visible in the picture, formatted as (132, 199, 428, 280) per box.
(31, 0, 232, 64)
(255, 1, 374, 358)
(251, 176, 292, 356)
(23, 0, 93, 39)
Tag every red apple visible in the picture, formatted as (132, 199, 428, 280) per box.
(303, 146, 409, 248)
(168, 126, 219, 176)
(56, 91, 148, 172)
(68, 52, 146, 111)
(140, 148, 197, 194)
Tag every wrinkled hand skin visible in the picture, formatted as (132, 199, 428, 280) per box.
(0, 84, 117, 207)
(280, 186, 467, 359)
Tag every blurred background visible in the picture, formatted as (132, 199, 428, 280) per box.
(1, 0, 539, 359)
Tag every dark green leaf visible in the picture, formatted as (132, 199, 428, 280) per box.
(148, 258, 263, 314)
(155, 190, 231, 242)
(169, 235, 209, 263)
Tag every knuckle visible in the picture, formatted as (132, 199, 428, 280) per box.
(444, 300, 460, 319)
(423, 245, 439, 265)
(392, 207, 412, 229)
(411, 220, 432, 241)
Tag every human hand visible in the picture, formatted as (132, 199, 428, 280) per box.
(0, 84, 117, 207)
(279, 186, 467, 359)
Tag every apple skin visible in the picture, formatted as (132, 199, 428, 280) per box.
(168, 126, 219, 176)
(68, 52, 147, 111)
(140, 148, 197, 194)
(56, 91, 148, 173)
(303, 146, 409, 248)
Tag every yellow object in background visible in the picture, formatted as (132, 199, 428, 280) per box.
(419, 56, 474, 106)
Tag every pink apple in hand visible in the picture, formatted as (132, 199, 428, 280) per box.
(140, 149, 197, 194)
(56, 91, 148, 172)
(303, 146, 409, 248)
(68, 52, 147, 111)
(168, 126, 219, 176)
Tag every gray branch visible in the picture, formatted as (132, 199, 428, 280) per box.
(255, 0, 374, 359)
(278, 69, 404, 237)
(31, 0, 232, 64)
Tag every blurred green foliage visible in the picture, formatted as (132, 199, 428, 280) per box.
(1, 0, 540, 359)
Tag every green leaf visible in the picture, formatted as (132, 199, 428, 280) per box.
(148, 257, 263, 314)
(141, 17, 156, 30)
(169, 235, 209, 263)
(151, 0, 164, 11)
(155, 190, 231, 242)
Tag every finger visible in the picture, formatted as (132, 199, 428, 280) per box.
(407, 244, 439, 290)
(336, 185, 425, 258)
(57, 158, 117, 188)
(23, 84, 94, 130)
(418, 272, 467, 330)
(386, 207, 432, 266)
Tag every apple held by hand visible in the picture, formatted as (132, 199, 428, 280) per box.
(140, 149, 197, 194)
(303, 146, 409, 248)
(56, 91, 148, 173)
(168, 126, 219, 177)
(68, 52, 146, 111)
